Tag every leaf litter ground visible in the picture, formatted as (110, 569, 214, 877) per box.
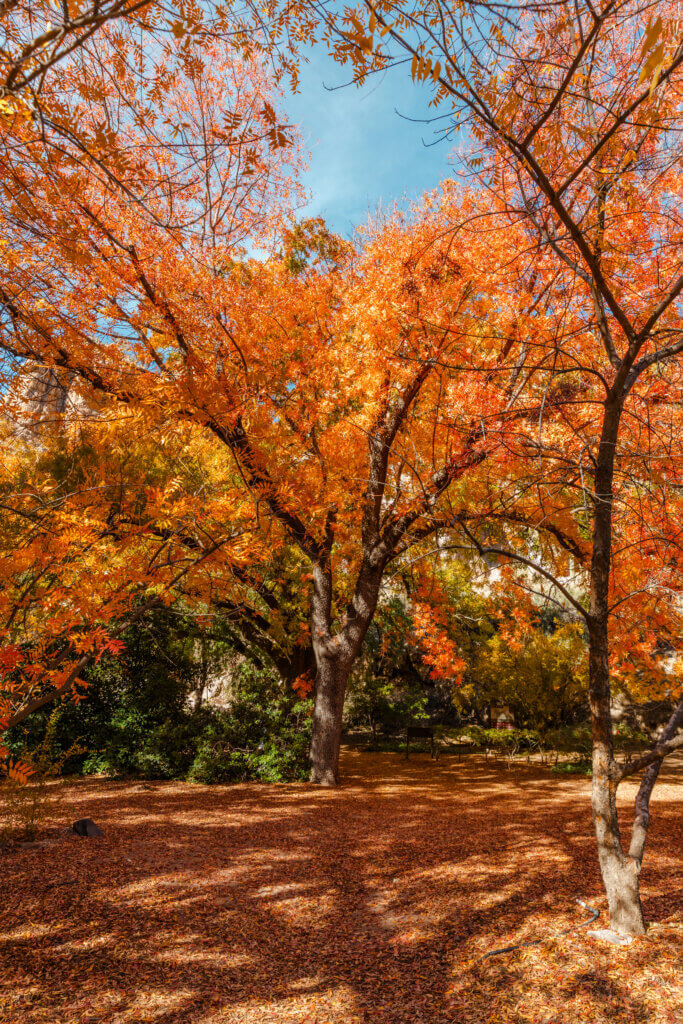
(0, 752, 680, 1024)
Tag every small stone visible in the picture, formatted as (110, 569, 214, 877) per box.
(587, 928, 634, 946)
(72, 818, 103, 838)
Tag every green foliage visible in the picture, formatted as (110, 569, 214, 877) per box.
(459, 726, 542, 753)
(81, 709, 211, 780)
(345, 674, 429, 738)
(542, 723, 593, 755)
(345, 598, 430, 736)
(7, 615, 313, 785)
(188, 666, 312, 783)
(7, 608, 208, 777)
(613, 722, 651, 750)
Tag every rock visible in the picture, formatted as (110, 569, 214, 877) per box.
(72, 818, 103, 838)
(587, 928, 634, 946)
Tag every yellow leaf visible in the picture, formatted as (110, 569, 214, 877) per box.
(649, 57, 665, 97)
(639, 41, 665, 85)
(638, 16, 663, 64)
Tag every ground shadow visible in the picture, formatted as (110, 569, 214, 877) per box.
(0, 752, 680, 1023)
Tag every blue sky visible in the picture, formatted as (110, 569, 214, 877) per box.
(283, 44, 456, 237)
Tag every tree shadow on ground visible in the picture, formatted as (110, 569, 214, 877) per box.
(0, 752, 680, 1023)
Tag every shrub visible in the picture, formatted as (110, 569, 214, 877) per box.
(5, 609, 206, 777)
(542, 724, 593, 755)
(188, 693, 312, 784)
(613, 722, 650, 750)
(459, 726, 542, 753)
(6, 614, 314, 786)
(81, 707, 212, 780)
(1, 709, 82, 843)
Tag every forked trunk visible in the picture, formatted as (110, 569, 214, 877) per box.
(309, 654, 348, 785)
(590, 626, 646, 936)
(591, 742, 646, 935)
(598, 845, 646, 936)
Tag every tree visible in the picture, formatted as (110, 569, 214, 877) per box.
(0, 25, 548, 787)
(0, 367, 253, 773)
(0, 12, 312, 757)
(320, 0, 683, 935)
(1, 0, 154, 101)
(0, 1, 311, 104)
(399, 560, 588, 729)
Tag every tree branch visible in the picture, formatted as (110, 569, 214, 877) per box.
(628, 698, 683, 862)
(618, 725, 683, 781)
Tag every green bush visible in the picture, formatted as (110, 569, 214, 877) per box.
(613, 722, 650, 750)
(5, 609, 205, 775)
(7, 615, 313, 786)
(459, 726, 542, 752)
(542, 723, 593, 755)
(81, 709, 211, 780)
(188, 689, 312, 784)
(345, 599, 431, 737)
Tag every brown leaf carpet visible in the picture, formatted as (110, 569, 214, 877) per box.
(1, 752, 681, 1023)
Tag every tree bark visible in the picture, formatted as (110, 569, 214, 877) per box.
(588, 621, 646, 935)
(589, 674, 646, 934)
(309, 651, 349, 785)
(588, 398, 645, 936)
(598, 844, 646, 936)
(278, 643, 316, 692)
(308, 555, 385, 785)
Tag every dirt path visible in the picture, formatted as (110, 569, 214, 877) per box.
(0, 752, 681, 1023)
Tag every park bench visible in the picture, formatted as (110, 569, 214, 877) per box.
(405, 725, 438, 759)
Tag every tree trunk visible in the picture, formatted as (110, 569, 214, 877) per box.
(277, 644, 316, 692)
(590, 694, 646, 937)
(588, 623, 645, 935)
(308, 555, 385, 785)
(308, 560, 349, 786)
(309, 652, 350, 786)
(598, 845, 646, 936)
(588, 398, 645, 936)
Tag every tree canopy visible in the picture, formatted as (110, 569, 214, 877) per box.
(0, 0, 681, 938)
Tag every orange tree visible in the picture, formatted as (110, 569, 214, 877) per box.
(0, 364, 270, 775)
(1, 0, 154, 101)
(0, 386, 317, 766)
(0, 5, 312, 749)
(0, 17, 559, 788)
(316, 0, 683, 935)
(0, 1, 315, 105)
